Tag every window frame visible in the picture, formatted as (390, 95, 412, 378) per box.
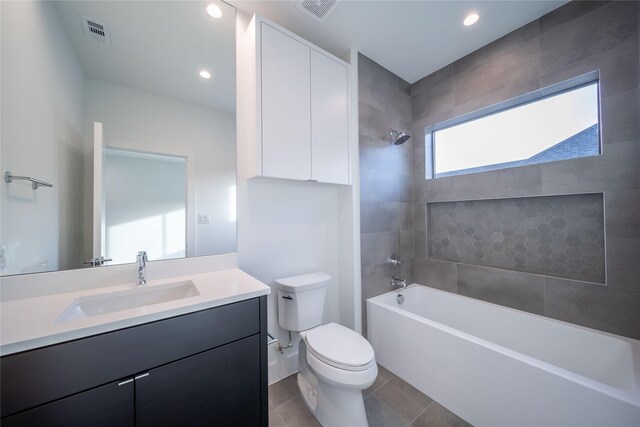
(425, 71, 602, 179)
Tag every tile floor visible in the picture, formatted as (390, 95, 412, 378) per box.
(268, 364, 472, 427)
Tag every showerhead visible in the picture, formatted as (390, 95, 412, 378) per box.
(389, 129, 411, 145)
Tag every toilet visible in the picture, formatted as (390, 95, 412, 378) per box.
(276, 272, 377, 427)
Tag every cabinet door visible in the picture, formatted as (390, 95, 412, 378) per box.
(1, 380, 133, 427)
(260, 23, 311, 181)
(310, 50, 349, 184)
(136, 334, 261, 427)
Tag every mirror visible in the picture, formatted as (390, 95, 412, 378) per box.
(0, 1, 236, 276)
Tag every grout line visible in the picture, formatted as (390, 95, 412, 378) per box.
(365, 373, 393, 396)
(371, 393, 413, 427)
(271, 393, 300, 410)
(409, 400, 435, 426)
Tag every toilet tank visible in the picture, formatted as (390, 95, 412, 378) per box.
(276, 272, 330, 332)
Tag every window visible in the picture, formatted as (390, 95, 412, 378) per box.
(427, 73, 600, 179)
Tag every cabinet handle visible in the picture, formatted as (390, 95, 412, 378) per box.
(134, 372, 150, 380)
(118, 378, 134, 386)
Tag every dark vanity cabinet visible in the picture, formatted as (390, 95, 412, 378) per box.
(1, 297, 268, 427)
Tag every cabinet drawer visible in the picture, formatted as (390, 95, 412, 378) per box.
(1, 298, 259, 417)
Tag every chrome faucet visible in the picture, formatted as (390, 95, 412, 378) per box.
(390, 276, 407, 289)
(136, 251, 148, 285)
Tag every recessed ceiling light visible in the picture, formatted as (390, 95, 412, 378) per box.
(463, 13, 479, 26)
(207, 4, 222, 19)
(199, 70, 212, 79)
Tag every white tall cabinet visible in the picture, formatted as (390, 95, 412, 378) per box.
(246, 16, 350, 185)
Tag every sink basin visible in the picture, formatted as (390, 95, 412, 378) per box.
(56, 281, 199, 322)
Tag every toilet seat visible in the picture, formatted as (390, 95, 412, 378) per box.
(304, 323, 376, 372)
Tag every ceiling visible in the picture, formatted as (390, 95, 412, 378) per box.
(229, 0, 567, 84)
(54, 1, 236, 113)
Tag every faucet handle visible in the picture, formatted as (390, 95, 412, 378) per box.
(387, 254, 402, 267)
(137, 251, 148, 262)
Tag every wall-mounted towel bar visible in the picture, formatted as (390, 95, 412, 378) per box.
(4, 172, 53, 190)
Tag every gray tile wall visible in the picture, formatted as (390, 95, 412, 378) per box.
(428, 194, 606, 283)
(359, 54, 413, 336)
(409, 1, 640, 339)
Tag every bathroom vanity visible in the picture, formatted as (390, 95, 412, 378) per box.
(0, 268, 270, 426)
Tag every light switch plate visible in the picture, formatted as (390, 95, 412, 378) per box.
(198, 214, 210, 224)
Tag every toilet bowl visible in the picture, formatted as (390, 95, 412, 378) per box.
(276, 273, 377, 426)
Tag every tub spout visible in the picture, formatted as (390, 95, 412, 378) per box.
(390, 276, 407, 289)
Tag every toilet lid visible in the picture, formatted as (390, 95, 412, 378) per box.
(305, 323, 375, 370)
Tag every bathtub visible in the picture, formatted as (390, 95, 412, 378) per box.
(367, 284, 640, 427)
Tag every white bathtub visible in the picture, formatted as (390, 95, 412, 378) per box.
(367, 284, 640, 427)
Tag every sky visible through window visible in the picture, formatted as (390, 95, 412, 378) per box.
(433, 83, 599, 175)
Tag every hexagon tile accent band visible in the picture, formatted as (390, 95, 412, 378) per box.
(427, 193, 605, 283)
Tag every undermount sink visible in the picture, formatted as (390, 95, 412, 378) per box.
(56, 281, 199, 323)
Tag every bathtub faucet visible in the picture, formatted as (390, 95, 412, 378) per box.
(390, 276, 407, 289)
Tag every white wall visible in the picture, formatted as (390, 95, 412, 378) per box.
(0, 1, 85, 275)
(83, 79, 236, 260)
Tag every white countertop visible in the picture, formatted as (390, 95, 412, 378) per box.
(0, 268, 270, 356)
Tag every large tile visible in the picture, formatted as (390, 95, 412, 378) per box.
(414, 174, 456, 203)
(600, 88, 640, 145)
(411, 65, 453, 97)
(360, 134, 413, 177)
(545, 277, 640, 339)
(415, 232, 427, 259)
(457, 264, 545, 314)
(414, 203, 426, 230)
(374, 377, 433, 423)
(360, 71, 403, 119)
(540, 39, 639, 99)
(539, 1, 638, 76)
(364, 394, 409, 427)
(413, 143, 426, 178)
(541, 140, 640, 194)
(411, 402, 472, 427)
(359, 53, 409, 94)
(268, 374, 299, 408)
(360, 102, 406, 141)
(364, 364, 396, 398)
(606, 238, 640, 291)
(400, 230, 415, 260)
(450, 78, 540, 120)
(453, 37, 540, 107)
(539, 1, 608, 34)
(277, 396, 321, 427)
(361, 201, 413, 233)
(449, 164, 542, 202)
(605, 190, 640, 240)
(362, 263, 397, 301)
(361, 168, 413, 202)
(414, 258, 458, 293)
(362, 231, 400, 267)
(269, 409, 286, 427)
(453, 20, 539, 76)
(401, 258, 415, 284)
(412, 74, 453, 122)
(398, 90, 413, 123)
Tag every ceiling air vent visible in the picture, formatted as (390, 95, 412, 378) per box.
(81, 15, 111, 45)
(296, 0, 339, 23)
